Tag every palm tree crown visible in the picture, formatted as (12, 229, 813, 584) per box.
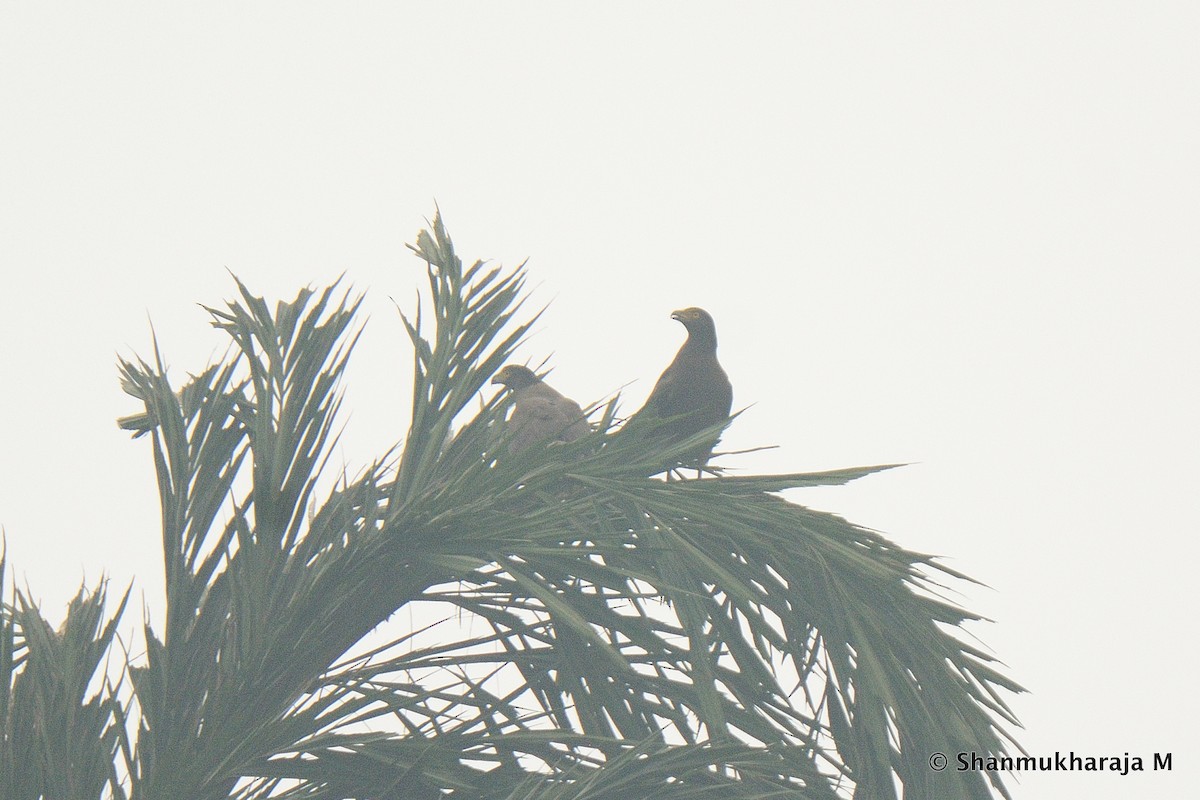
(2, 212, 1022, 799)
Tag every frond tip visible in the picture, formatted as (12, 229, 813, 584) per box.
(392, 209, 541, 505)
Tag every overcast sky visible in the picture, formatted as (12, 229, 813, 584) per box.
(2, 3, 1197, 797)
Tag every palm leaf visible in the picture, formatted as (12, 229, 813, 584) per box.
(110, 210, 1022, 799)
(0, 557, 132, 800)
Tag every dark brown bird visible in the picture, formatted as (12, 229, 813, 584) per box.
(491, 365, 589, 453)
(630, 307, 733, 468)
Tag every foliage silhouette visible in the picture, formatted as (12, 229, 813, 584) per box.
(1, 212, 1022, 799)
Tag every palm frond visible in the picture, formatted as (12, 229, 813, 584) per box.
(0, 558, 133, 800)
(107, 210, 1022, 799)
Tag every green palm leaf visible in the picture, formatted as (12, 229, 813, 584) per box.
(0, 557, 133, 800)
(107, 210, 1021, 799)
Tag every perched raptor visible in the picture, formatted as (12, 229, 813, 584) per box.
(491, 365, 589, 453)
(630, 307, 733, 468)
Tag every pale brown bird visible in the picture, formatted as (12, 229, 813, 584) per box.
(491, 365, 588, 452)
(630, 307, 732, 468)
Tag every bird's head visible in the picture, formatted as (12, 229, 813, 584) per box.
(491, 364, 540, 390)
(671, 307, 718, 342)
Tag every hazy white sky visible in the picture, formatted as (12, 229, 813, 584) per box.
(2, 3, 1197, 796)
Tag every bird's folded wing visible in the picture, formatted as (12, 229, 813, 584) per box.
(509, 392, 587, 450)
